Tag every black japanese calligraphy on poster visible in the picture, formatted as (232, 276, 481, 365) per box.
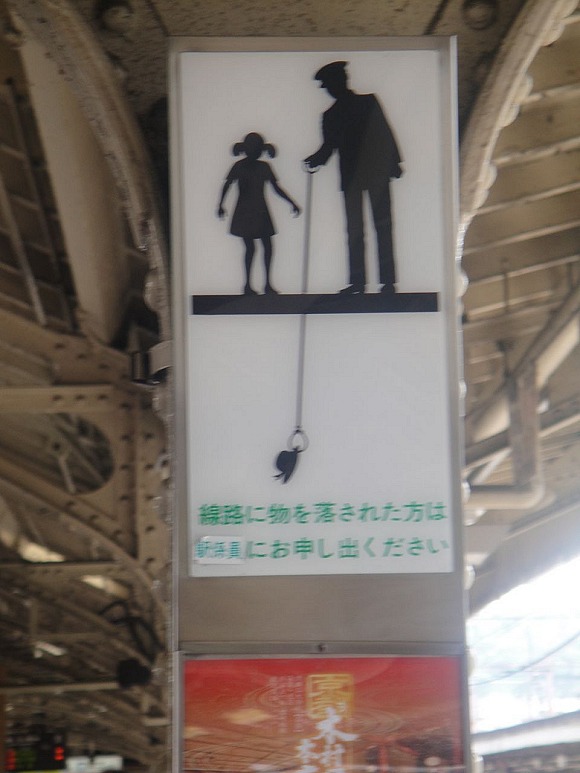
(173, 41, 461, 577)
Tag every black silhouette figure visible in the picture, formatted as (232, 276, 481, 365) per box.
(273, 429, 308, 484)
(304, 61, 403, 295)
(218, 132, 301, 295)
(274, 447, 301, 483)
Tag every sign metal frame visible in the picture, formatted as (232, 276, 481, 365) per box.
(171, 34, 464, 643)
(174, 646, 471, 771)
(170, 35, 468, 773)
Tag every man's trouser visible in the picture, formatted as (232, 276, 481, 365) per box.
(343, 180, 396, 287)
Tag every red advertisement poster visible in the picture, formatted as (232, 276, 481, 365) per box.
(183, 657, 465, 773)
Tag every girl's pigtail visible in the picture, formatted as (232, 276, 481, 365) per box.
(264, 143, 277, 158)
(233, 142, 245, 156)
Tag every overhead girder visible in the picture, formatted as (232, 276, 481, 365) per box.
(5, 0, 171, 341)
(1, 564, 161, 664)
(470, 495, 580, 613)
(0, 1, 170, 756)
(459, 0, 580, 224)
(0, 147, 46, 325)
(467, 280, 580, 443)
(0, 313, 169, 573)
(3, 687, 167, 766)
(466, 394, 580, 472)
(461, 0, 580, 457)
(457, 0, 580, 622)
(0, 566, 168, 749)
(0, 457, 164, 613)
(0, 240, 168, 761)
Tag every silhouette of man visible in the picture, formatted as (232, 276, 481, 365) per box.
(304, 61, 403, 294)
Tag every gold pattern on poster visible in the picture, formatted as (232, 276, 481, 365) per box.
(306, 674, 354, 720)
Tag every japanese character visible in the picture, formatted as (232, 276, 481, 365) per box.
(428, 502, 447, 520)
(314, 502, 337, 523)
(382, 503, 401, 521)
(247, 541, 267, 558)
(318, 539, 334, 558)
(338, 539, 359, 558)
(363, 538, 375, 557)
(296, 738, 317, 762)
(294, 505, 311, 524)
(268, 504, 291, 524)
(403, 501, 424, 521)
(223, 504, 246, 524)
(198, 504, 222, 525)
(427, 539, 449, 554)
(294, 538, 315, 559)
(249, 507, 266, 522)
(271, 540, 291, 558)
(358, 503, 379, 521)
(306, 674, 353, 719)
(315, 707, 358, 745)
(406, 537, 424, 556)
(383, 537, 404, 556)
(320, 742, 346, 771)
(194, 540, 212, 559)
(229, 541, 244, 560)
(339, 504, 355, 522)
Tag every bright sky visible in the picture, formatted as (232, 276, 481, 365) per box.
(468, 554, 580, 732)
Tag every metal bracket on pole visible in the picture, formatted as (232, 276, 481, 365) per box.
(131, 340, 172, 385)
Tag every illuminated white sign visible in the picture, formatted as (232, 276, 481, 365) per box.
(173, 42, 460, 577)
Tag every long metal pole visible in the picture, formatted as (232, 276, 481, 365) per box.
(295, 171, 314, 430)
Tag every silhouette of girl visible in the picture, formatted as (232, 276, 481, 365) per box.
(217, 132, 301, 295)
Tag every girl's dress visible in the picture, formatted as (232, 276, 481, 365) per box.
(226, 158, 277, 238)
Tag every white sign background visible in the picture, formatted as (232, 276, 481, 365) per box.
(176, 47, 458, 576)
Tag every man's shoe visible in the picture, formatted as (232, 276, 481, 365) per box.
(338, 283, 364, 295)
(243, 286, 258, 296)
(380, 283, 396, 295)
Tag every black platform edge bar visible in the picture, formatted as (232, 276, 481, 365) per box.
(191, 292, 439, 315)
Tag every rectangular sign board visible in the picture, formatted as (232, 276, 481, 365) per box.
(172, 38, 462, 580)
(182, 655, 466, 773)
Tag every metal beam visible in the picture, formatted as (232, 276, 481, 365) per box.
(0, 681, 119, 695)
(0, 384, 119, 413)
(2, 82, 75, 328)
(463, 215, 580, 256)
(493, 93, 580, 166)
(466, 396, 580, 470)
(8, 0, 170, 341)
(0, 560, 119, 575)
(0, 455, 161, 614)
(473, 710, 580, 756)
(459, 0, 577, 222)
(0, 570, 154, 664)
(478, 180, 580, 217)
(467, 252, 580, 287)
(0, 151, 46, 325)
(468, 281, 580, 437)
(470, 496, 580, 612)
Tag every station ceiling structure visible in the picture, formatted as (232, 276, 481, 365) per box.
(0, 0, 579, 769)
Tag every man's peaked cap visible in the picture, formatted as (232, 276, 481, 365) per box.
(314, 60, 348, 84)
